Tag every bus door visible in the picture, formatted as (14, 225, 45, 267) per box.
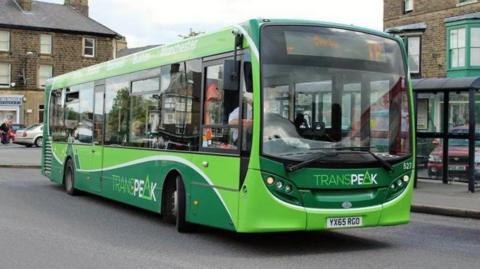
(89, 83, 105, 192)
(189, 57, 245, 228)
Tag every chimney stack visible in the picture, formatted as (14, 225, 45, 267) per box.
(18, 0, 32, 11)
(65, 0, 89, 17)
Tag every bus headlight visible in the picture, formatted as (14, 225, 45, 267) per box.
(262, 173, 302, 206)
(386, 173, 411, 201)
(285, 184, 292, 193)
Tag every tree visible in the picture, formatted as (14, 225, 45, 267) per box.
(178, 28, 204, 39)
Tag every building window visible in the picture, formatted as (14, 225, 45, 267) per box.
(83, 38, 95, 57)
(458, 0, 478, 6)
(40, 34, 52, 54)
(406, 36, 421, 74)
(404, 0, 413, 13)
(38, 105, 45, 124)
(39, 65, 53, 88)
(471, 28, 480, 66)
(0, 31, 10, 52)
(450, 28, 466, 68)
(0, 63, 11, 87)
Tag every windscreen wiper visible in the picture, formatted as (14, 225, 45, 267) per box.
(334, 146, 393, 172)
(285, 151, 337, 173)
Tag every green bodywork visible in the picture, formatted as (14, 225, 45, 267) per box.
(42, 19, 416, 233)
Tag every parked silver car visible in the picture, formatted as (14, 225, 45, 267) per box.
(14, 124, 43, 147)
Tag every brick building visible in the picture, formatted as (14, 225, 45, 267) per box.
(385, 1, 480, 192)
(0, 0, 126, 125)
(384, 0, 480, 79)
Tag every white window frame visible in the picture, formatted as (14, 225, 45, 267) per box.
(407, 36, 421, 74)
(83, 37, 96, 58)
(0, 31, 10, 52)
(450, 28, 466, 68)
(404, 0, 414, 12)
(40, 34, 52, 55)
(0, 63, 11, 88)
(38, 65, 53, 89)
(457, 0, 478, 7)
(470, 27, 480, 66)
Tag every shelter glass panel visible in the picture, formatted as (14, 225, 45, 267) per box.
(419, 138, 444, 180)
(416, 92, 444, 133)
(448, 92, 469, 132)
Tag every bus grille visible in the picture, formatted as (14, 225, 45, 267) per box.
(43, 138, 52, 176)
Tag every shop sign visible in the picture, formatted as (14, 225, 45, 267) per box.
(0, 96, 23, 106)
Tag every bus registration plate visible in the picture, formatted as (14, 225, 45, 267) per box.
(327, 217, 363, 228)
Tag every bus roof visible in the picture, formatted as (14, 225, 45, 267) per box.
(46, 18, 397, 90)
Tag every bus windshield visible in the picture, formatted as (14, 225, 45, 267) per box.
(261, 26, 411, 164)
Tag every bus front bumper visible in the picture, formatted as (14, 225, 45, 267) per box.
(237, 170, 413, 233)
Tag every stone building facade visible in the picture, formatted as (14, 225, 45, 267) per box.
(0, 0, 126, 125)
(384, 0, 480, 79)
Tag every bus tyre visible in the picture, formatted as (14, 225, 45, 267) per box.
(162, 178, 177, 224)
(176, 176, 194, 233)
(64, 159, 78, 196)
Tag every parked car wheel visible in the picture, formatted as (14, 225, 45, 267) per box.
(34, 137, 43, 147)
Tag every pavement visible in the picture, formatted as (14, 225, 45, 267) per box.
(413, 179, 480, 219)
(0, 144, 478, 220)
(0, 168, 479, 269)
(0, 143, 41, 168)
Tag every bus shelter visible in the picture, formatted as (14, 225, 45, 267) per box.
(413, 77, 480, 193)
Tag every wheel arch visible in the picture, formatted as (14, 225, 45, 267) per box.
(162, 169, 183, 195)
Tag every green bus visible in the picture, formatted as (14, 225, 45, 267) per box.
(42, 19, 415, 233)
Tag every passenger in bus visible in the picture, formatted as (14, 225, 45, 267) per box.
(294, 113, 308, 132)
(204, 82, 222, 125)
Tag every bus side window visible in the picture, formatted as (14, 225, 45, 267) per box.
(105, 77, 130, 146)
(78, 83, 94, 143)
(65, 91, 79, 142)
(49, 89, 67, 142)
(156, 61, 201, 151)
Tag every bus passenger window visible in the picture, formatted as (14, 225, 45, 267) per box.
(154, 61, 201, 151)
(105, 77, 130, 145)
(129, 77, 161, 148)
(78, 82, 94, 143)
(49, 89, 67, 142)
(202, 63, 239, 150)
(65, 91, 79, 142)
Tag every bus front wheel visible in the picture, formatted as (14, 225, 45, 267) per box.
(162, 175, 194, 233)
(64, 159, 78, 196)
(176, 176, 194, 233)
